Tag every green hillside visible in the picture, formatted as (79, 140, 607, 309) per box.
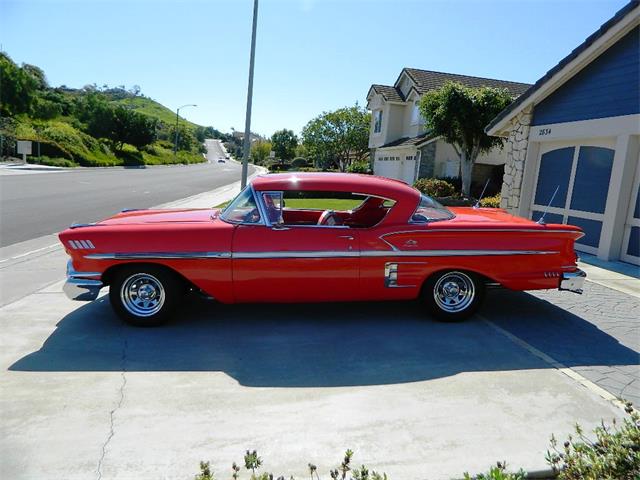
(113, 96, 200, 131)
(0, 52, 215, 167)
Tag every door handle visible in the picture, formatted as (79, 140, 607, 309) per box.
(338, 235, 354, 240)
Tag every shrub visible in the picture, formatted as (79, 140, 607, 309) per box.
(479, 194, 501, 208)
(347, 160, 371, 174)
(27, 156, 77, 168)
(413, 178, 456, 198)
(291, 157, 309, 169)
(463, 462, 526, 480)
(546, 402, 640, 480)
(269, 162, 291, 172)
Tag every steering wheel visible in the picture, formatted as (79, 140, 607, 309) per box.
(317, 209, 339, 226)
(242, 208, 260, 223)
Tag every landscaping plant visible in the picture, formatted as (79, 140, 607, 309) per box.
(194, 449, 387, 480)
(463, 462, 526, 480)
(545, 401, 640, 480)
(413, 178, 456, 198)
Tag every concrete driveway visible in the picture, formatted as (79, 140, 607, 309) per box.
(1, 280, 634, 479)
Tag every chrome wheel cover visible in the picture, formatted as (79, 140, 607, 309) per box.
(433, 271, 475, 313)
(120, 273, 165, 317)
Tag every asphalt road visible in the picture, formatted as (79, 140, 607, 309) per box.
(0, 140, 253, 247)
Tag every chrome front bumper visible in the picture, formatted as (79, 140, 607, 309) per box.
(559, 269, 586, 294)
(63, 260, 103, 301)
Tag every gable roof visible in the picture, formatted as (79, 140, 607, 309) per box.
(368, 69, 531, 106)
(379, 132, 437, 148)
(486, 0, 640, 135)
(368, 84, 405, 102)
(400, 68, 531, 97)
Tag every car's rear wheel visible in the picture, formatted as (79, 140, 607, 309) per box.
(423, 270, 484, 322)
(109, 265, 181, 327)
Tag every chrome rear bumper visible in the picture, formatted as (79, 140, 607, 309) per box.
(559, 269, 586, 294)
(63, 260, 103, 301)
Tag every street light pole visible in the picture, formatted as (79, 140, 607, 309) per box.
(174, 104, 197, 157)
(241, 0, 259, 188)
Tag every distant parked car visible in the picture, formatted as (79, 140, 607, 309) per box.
(59, 172, 586, 326)
(217, 158, 225, 163)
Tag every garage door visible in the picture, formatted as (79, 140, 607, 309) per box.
(621, 158, 640, 265)
(374, 155, 417, 184)
(374, 156, 402, 180)
(530, 142, 615, 255)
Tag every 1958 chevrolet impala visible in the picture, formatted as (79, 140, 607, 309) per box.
(59, 172, 586, 326)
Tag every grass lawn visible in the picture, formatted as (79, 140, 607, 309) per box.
(215, 198, 363, 210)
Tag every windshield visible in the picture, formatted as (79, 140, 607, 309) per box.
(220, 186, 262, 224)
(410, 194, 455, 223)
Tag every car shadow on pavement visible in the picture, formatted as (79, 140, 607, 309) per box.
(10, 290, 639, 388)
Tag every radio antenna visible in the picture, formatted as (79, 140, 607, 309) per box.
(473, 178, 491, 209)
(537, 185, 560, 225)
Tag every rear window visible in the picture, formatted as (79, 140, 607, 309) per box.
(410, 194, 455, 223)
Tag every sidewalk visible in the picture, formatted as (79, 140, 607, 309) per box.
(579, 254, 640, 298)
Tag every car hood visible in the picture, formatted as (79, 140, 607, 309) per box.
(98, 208, 221, 226)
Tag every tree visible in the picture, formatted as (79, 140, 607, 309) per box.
(250, 140, 272, 165)
(301, 104, 370, 171)
(0, 53, 39, 116)
(270, 128, 298, 161)
(418, 81, 514, 197)
(112, 106, 157, 151)
(76, 94, 156, 153)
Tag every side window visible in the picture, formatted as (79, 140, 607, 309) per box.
(261, 191, 284, 225)
(373, 110, 383, 133)
(220, 187, 262, 224)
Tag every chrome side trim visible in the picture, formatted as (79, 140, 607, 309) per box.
(362, 249, 558, 257)
(84, 249, 558, 260)
(84, 252, 232, 260)
(233, 251, 360, 259)
(380, 228, 580, 238)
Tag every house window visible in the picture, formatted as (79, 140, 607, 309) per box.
(411, 102, 421, 125)
(373, 110, 383, 133)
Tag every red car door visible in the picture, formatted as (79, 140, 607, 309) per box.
(232, 224, 360, 303)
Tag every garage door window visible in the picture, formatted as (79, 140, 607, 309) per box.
(534, 147, 573, 208)
(621, 160, 640, 265)
(570, 146, 614, 214)
(531, 143, 615, 254)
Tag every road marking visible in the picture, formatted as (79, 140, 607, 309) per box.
(0, 243, 61, 264)
(480, 315, 629, 412)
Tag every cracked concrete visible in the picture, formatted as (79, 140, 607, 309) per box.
(97, 339, 128, 480)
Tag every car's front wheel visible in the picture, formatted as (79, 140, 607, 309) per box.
(109, 265, 181, 327)
(423, 270, 485, 322)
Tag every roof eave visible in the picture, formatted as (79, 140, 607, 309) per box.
(486, 2, 640, 136)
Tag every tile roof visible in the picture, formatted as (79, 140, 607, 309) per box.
(370, 84, 405, 102)
(486, 0, 639, 133)
(403, 68, 531, 96)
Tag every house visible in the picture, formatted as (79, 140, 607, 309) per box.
(366, 68, 531, 186)
(486, 1, 639, 266)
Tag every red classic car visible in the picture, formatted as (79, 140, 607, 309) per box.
(59, 172, 586, 326)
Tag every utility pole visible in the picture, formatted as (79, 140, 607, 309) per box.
(241, 0, 259, 188)
(173, 104, 197, 157)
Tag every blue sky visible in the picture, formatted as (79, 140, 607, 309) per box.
(1, 0, 629, 136)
